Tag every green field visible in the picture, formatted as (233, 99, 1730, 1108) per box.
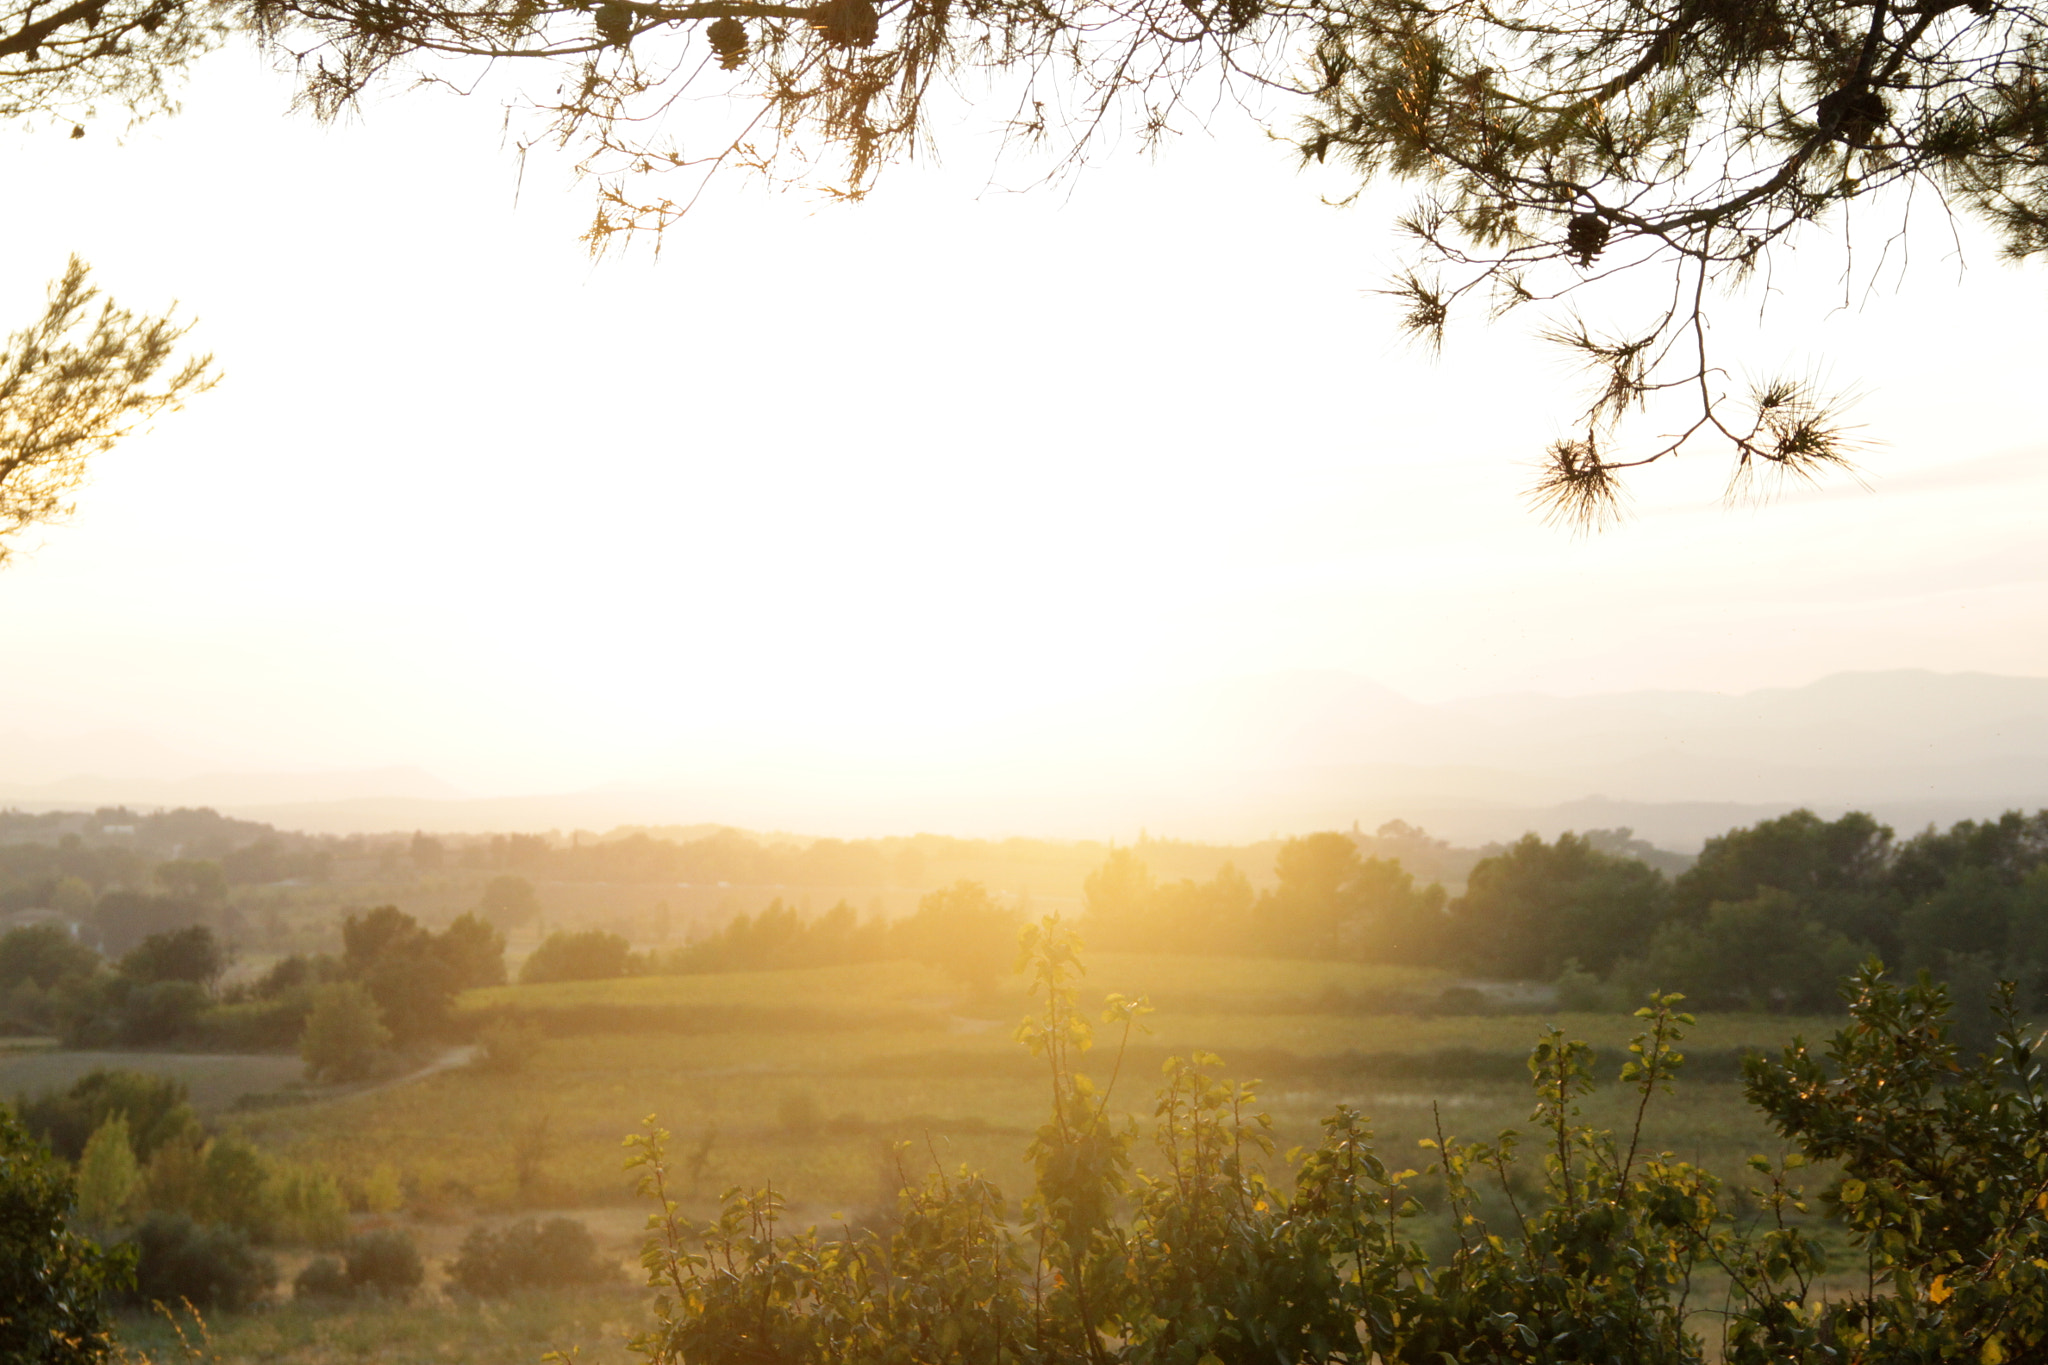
(236, 954, 1834, 1216)
(90, 953, 1849, 1360)
(115, 1287, 652, 1365)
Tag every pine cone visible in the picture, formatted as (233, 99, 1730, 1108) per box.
(706, 15, 748, 68)
(1566, 213, 1610, 267)
(594, 2, 634, 45)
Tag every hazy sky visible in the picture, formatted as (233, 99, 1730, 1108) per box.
(2, 47, 2045, 799)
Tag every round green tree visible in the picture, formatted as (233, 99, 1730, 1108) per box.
(299, 981, 391, 1083)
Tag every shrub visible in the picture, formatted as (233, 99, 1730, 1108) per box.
(191, 996, 313, 1051)
(519, 930, 635, 985)
(128, 1211, 276, 1311)
(363, 1163, 405, 1214)
(292, 1255, 350, 1301)
(117, 980, 209, 1045)
(1553, 957, 1614, 1012)
(447, 1217, 617, 1297)
(479, 875, 541, 931)
(140, 1133, 206, 1220)
(0, 923, 99, 991)
(474, 1015, 542, 1074)
(1640, 889, 1862, 1011)
(300, 981, 390, 1083)
(342, 1228, 424, 1300)
(51, 973, 121, 1048)
(119, 926, 225, 988)
(265, 1162, 349, 1247)
(241, 953, 334, 1001)
(196, 1135, 270, 1236)
(74, 1115, 142, 1231)
(438, 913, 508, 989)
(15, 1068, 198, 1162)
(891, 881, 1017, 995)
(2, 976, 49, 1034)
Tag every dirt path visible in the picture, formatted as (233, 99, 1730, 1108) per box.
(334, 1043, 479, 1101)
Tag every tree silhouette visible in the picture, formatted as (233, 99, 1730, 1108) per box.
(11, 0, 2044, 521)
(0, 260, 215, 565)
(229, 0, 2047, 517)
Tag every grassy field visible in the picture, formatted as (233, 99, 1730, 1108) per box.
(115, 1288, 652, 1364)
(236, 954, 1836, 1215)
(100, 952, 1850, 1361)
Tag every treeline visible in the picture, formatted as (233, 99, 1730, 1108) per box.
(2, 923, 234, 1047)
(0, 810, 1263, 896)
(1072, 808, 2048, 1014)
(0, 807, 332, 908)
(0, 907, 505, 1066)
(466, 827, 1180, 890)
(23, 803, 2048, 1021)
(500, 826, 1689, 996)
(4, 806, 1545, 934)
(221, 906, 507, 1070)
(481, 808, 2048, 1018)
(0, 806, 321, 863)
(4, 807, 1502, 939)
(514, 884, 1022, 995)
(1078, 828, 1678, 973)
(459, 821, 1544, 893)
(1458, 809, 2048, 1013)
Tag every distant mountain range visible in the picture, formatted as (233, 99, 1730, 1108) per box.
(5, 670, 2047, 849)
(964, 669, 2048, 806)
(0, 727, 464, 809)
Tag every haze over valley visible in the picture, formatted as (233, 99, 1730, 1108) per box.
(6, 668, 2044, 849)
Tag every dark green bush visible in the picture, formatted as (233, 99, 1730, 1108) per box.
(16, 1068, 197, 1162)
(117, 980, 209, 1045)
(119, 926, 225, 987)
(292, 1228, 424, 1302)
(188, 995, 313, 1051)
(474, 1015, 542, 1073)
(519, 930, 635, 985)
(447, 1217, 616, 1296)
(292, 1255, 350, 1300)
(0, 924, 99, 992)
(127, 1212, 276, 1311)
(0, 1104, 130, 1364)
(344, 1227, 424, 1300)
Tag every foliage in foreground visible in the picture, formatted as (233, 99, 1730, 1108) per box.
(0, 1103, 129, 1365)
(627, 922, 2048, 1364)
